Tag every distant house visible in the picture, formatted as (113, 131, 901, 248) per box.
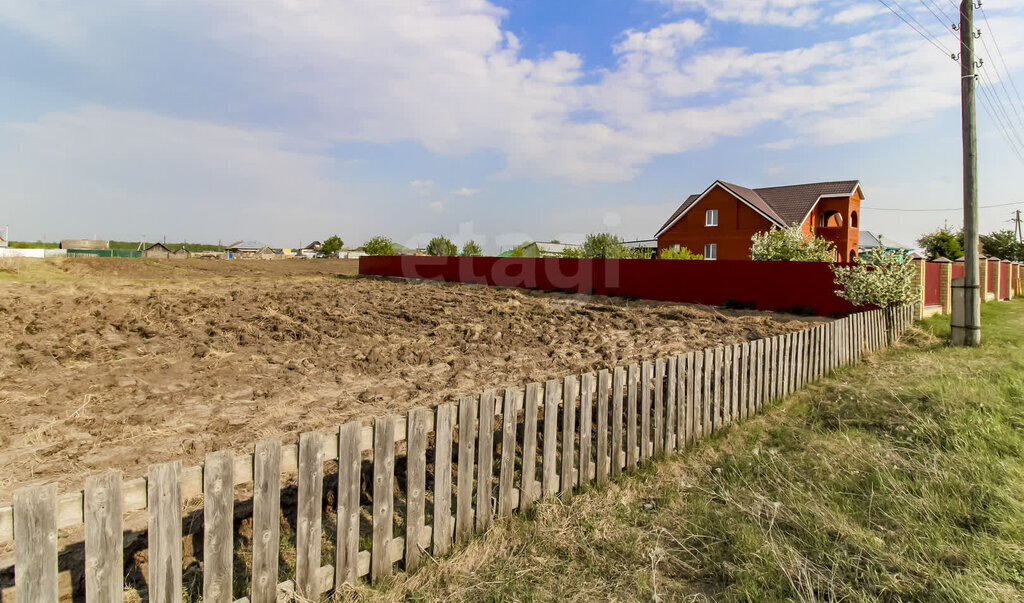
(622, 239, 658, 259)
(502, 241, 582, 258)
(338, 248, 366, 259)
(295, 241, 322, 258)
(171, 246, 191, 258)
(143, 243, 172, 259)
(60, 239, 108, 250)
(226, 241, 277, 258)
(656, 180, 864, 262)
(859, 231, 913, 253)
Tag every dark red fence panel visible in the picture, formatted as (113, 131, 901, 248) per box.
(359, 256, 866, 316)
(952, 262, 964, 280)
(1001, 262, 1010, 299)
(924, 262, 942, 307)
(988, 260, 998, 294)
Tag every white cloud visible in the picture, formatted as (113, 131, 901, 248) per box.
(831, 4, 883, 24)
(0, 0, 978, 184)
(409, 179, 435, 196)
(452, 188, 482, 197)
(616, 20, 704, 55)
(762, 138, 799, 150)
(660, 0, 824, 26)
(0, 107, 363, 244)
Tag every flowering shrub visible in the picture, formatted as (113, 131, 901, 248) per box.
(750, 226, 836, 262)
(832, 248, 918, 307)
(659, 246, 703, 260)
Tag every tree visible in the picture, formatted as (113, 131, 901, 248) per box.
(659, 246, 703, 260)
(578, 233, 644, 259)
(750, 226, 836, 262)
(363, 236, 396, 256)
(426, 236, 458, 256)
(979, 230, 1024, 261)
(507, 245, 527, 257)
(832, 247, 918, 307)
(461, 240, 483, 257)
(917, 227, 963, 261)
(321, 235, 344, 255)
(561, 246, 583, 258)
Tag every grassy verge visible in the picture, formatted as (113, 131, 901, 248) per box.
(360, 300, 1024, 601)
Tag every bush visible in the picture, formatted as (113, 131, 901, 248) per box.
(561, 247, 583, 258)
(580, 233, 645, 259)
(917, 227, 963, 261)
(363, 236, 396, 256)
(320, 235, 344, 255)
(659, 246, 703, 260)
(750, 226, 836, 262)
(426, 236, 458, 257)
(461, 240, 483, 257)
(832, 248, 918, 307)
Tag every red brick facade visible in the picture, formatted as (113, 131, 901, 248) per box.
(656, 180, 863, 262)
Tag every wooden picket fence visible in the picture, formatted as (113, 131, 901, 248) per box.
(0, 306, 913, 602)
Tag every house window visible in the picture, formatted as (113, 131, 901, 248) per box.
(705, 209, 719, 226)
(704, 243, 717, 260)
(671, 244, 681, 251)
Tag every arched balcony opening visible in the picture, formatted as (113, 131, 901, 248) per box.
(820, 210, 844, 228)
(850, 211, 859, 228)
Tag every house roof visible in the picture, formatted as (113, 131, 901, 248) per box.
(859, 231, 912, 251)
(145, 243, 170, 252)
(753, 180, 861, 225)
(532, 241, 581, 254)
(656, 179, 861, 237)
(227, 240, 267, 250)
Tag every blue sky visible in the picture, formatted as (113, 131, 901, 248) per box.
(2, 0, 1023, 252)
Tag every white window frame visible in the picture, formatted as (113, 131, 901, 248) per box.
(704, 243, 717, 260)
(671, 244, 681, 251)
(705, 209, 719, 227)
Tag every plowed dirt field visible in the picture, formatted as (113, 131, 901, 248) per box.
(0, 257, 819, 502)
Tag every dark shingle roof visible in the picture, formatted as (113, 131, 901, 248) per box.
(718, 181, 787, 225)
(753, 180, 860, 225)
(657, 179, 860, 235)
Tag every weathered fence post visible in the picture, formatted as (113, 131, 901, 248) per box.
(14, 483, 58, 602)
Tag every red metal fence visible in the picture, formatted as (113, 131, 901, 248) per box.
(988, 260, 998, 294)
(359, 256, 865, 316)
(924, 261, 942, 307)
(1001, 262, 1010, 299)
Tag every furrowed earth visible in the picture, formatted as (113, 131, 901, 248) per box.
(0, 257, 819, 503)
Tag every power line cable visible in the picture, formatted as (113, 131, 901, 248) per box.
(878, 0, 956, 57)
(862, 200, 1024, 211)
(881, 0, 1024, 163)
(976, 30, 1024, 135)
(919, 0, 953, 29)
(977, 73, 1024, 161)
(978, 5, 1024, 131)
(977, 70, 1024, 153)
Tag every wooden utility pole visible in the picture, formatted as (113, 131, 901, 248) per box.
(953, 0, 982, 346)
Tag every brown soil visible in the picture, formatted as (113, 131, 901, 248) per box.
(0, 257, 818, 504)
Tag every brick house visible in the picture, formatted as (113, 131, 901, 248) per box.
(655, 180, 863, 262)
